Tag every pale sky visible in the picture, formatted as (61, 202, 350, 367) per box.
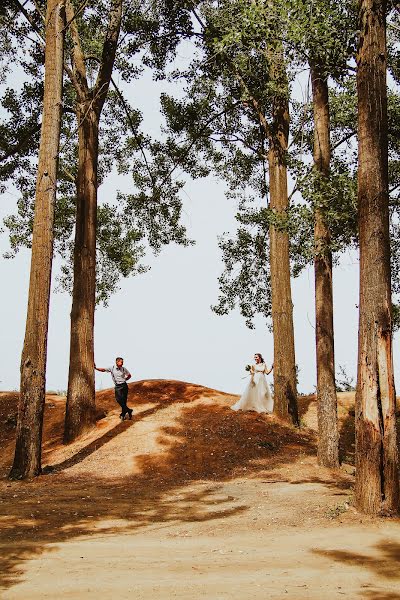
(0, 169, 371, 396)
(1, 48, 399, 397)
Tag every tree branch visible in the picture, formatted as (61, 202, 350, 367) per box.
(210, 135, 268, 159)
(10, 0, 44, 40)
(192, 8, 205, 30)
(32, 0, 45, 21)
(93, 0, 123, 113)
(65, 0, 88, 99)
(332, 131, 356, 151)
(0, 124, 41, 163)
(230, 63, 271, 139)
(63, 60, 81, 92)
(63, 0, 89, 31)
(160, 102, 243, 187)
(110, 76, 155, 187)
(60, 165, 76, 183)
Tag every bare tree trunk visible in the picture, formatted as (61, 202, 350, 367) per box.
(355, 0, 399, 514)
(63, 104, 99, 442)
(268, 72, 299, 425)
(9, 0, 65, 479)
(311, 64, 339, 468)
(63, 0, 122, 442)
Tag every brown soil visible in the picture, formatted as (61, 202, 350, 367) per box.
(1, 383, 400, 599)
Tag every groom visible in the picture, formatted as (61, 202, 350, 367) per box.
(94, 357, 133, 421)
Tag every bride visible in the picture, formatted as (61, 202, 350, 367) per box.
(231, 353, 274, 413)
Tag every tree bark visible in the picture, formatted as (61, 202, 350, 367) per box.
(311, 64, 339, 468)
(63, 103, 99, 442)
(9, 0, 65, 478)
(268, 64, 299, 425)
(355, 0, 399, 514)
(63, 0, 122, 442)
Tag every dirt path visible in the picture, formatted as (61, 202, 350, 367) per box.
(1, 382, 400, 599)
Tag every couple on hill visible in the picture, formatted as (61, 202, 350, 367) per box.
(95, 353, 273, 421)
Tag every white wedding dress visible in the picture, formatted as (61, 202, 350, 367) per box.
(231, 362, 274, 413)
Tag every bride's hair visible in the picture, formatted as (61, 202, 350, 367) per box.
(255, 353, 264, 363)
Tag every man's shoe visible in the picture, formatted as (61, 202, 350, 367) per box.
(120, 413, 125, 421)
(128, 409, 133, 420)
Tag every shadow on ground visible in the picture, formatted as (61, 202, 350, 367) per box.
(313, 540, 400, 599)
(0, 381, 357, 592)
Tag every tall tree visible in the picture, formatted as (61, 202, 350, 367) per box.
(267, 42, 298, 424)
(310, 63, 339, 467)
(285, 0, 358, 465)
(9, 0, 66, 479)
(355, 0, 399, 514)
(63, 0, 123, 442)
(158, 0, 300, 423)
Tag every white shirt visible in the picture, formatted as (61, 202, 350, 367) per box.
(106, 365, 130, 385)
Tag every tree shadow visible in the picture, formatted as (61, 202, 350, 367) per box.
(362, 592, 400, 600)
(43, 380, 232, 471)
(313, 540, 400, 598)
(0, 388, 318, 592)
(44, 402, 181, 473)
(1, 380, 230, 477)
(288, 476, 352, 491)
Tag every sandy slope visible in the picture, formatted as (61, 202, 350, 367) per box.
(1, 382, 400, 599)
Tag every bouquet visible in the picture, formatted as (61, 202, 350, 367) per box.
(245, 364, 252, 372)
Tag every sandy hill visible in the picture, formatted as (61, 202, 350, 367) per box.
(0, 382, 356, 479)
(1, 382, 400, 599)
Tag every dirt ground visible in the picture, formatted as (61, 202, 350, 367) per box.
(1, 382, 400, 599)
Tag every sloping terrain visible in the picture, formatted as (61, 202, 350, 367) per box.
(1, 382, 400, 599)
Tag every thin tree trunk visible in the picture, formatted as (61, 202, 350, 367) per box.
(63, 104, 99, 442)
(355, 0, 399, 514)
(268, 63, 299, 425)
(311, 64, 339, 468)
(9, 0, 65, 478)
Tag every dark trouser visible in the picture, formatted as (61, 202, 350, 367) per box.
(114, 382, 130, 417)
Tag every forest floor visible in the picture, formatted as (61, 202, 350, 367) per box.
(1, 382, 400, 599)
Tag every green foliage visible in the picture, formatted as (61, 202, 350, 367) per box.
(212, 223, 271, 329)
(285, 0, 357, 78)
(0, 0, 194, 304)
(295, 159, 358, 254)
(156, 0, 361, 326)
(3, 0, 400, 320)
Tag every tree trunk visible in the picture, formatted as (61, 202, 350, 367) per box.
(268, 69, 299, 425)
(63, 0, 122, 443)
(9, 0, 65, 479)
(63, 104, 99, 442)
(355, 0, 399, 514)
(311, 64, 339, 468)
